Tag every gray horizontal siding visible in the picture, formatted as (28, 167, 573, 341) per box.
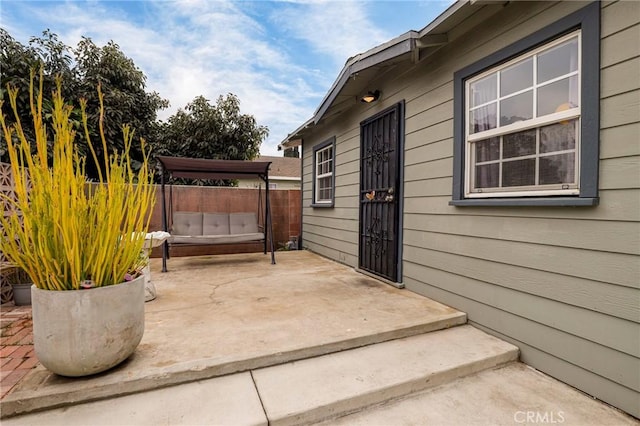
(402, 265, 638, 379)
(403, 190, 640, 221)
(403, 213, 640, 255)
(600, 123, 640, 159)
(403, 231, 638, 289)
(402, 244, 639, 322)
(406, 278, 640, 419)
(299, 0, 640, 417)
(399, 1, 640, 417)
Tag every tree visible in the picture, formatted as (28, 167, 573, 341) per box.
(154, 94, 268, 185)
(74, 37, 168, 176)
(0, 29, 76, 159)
(0, 29, 168, 178)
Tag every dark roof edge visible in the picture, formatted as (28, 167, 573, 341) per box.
(313, 32, 418, 123)
(279, 0, 470, 147)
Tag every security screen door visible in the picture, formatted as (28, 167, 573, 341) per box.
(359, 102, 403, 282)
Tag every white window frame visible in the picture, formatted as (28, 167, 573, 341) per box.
(313, 141, 334, 205)
(464, 31, 582, 198)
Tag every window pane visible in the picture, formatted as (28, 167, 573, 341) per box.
(503, 129, 536, 158)
(537, 76, 579, 117)
(317, 176, 332, 201)
(470, 103, 497, 134)
(475, 137, 500, 162)
(537, 37, 579, 83)
(540, 153, 575, 185)
(540, 120, 577, 153)
(470, 74, 497, 107)
(500, 58, 533, 96)
(500, 90, 533, 126)
(475, 163, 499, 188)
(502, 159, 535, 187)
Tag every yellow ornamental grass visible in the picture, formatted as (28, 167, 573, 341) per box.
(0, 73, 155, 291)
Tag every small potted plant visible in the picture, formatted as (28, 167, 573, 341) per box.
(0, 73, 155, 377)
(6, 266, 33, 306)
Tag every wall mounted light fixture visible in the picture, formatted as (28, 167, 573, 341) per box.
(360, 90, 380, 103)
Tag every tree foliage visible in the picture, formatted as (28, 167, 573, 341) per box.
(154, 94, 268, 185)
(74, 37, 168, 176)
(0, 29, 168, 178)
(1, 30, 76, 159)
(1, 29, 269, 183)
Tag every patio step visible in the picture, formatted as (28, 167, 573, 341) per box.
(252, 324, 519, 426)
(2, 325, 518, 425)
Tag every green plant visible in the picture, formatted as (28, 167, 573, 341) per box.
(5, 266, 31, 285)
(0, 71, 155, 291)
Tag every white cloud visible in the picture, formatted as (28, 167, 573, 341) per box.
(2, 0, 451, 156)
(4, 0, 324, 155)
(273, 1, 392, 68)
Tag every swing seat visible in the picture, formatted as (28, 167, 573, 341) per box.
(169, 212, 265, 245)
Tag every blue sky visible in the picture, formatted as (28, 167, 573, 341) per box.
(1, 1, 452, 155)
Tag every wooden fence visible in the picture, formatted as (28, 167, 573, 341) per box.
(148, 185, 301, 257)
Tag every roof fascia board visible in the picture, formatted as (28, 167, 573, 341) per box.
(313, 33, 418, 124)
(418, 0, 469, 37)
(416, 34, 449, 47)
(314, 1, 471, 125)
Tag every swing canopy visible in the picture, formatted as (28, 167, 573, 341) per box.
(156, 156, 275, 271)
(156, 156, 272, 181)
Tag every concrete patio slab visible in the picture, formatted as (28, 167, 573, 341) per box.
(252, 324, 519, 426)
(320, 363, 638, 426)
(2, 372, 267, 426)
(1, 251, 465, 418)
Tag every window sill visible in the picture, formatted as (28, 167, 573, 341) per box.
(449, 197, 599, 207)
(311, 203, 334, 208)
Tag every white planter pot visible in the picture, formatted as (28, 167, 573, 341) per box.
(31, 275, 145, 377)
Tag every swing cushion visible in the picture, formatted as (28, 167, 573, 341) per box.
(203, 213, 230, 235)
(170, 212, 264, 245)
(230, 212, 259, 234)
(172, 212, 203, 236)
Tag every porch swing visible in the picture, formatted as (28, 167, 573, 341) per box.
(157, 156, 276, 272)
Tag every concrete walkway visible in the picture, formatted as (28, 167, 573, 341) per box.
(1, 251, 636, 425)
(0, 251, 465, 418)
(2, 328, 633, 425)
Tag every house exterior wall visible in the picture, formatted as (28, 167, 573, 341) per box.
(237, 177, 301, 190)
(301, 1, 639, 417)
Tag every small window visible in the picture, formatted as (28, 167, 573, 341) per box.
(451, 2, 599, 206)
(268, 183, 277, 190)
(312, 137, 335, 207)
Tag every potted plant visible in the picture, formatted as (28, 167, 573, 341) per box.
(6, 266, 33, 306)
(0, 74, 155, 377)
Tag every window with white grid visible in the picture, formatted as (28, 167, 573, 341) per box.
(465, 31, 581, 198)
(313, 139, 334, 205)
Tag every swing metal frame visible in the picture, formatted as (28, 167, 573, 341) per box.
(157, 156, 276, 272)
